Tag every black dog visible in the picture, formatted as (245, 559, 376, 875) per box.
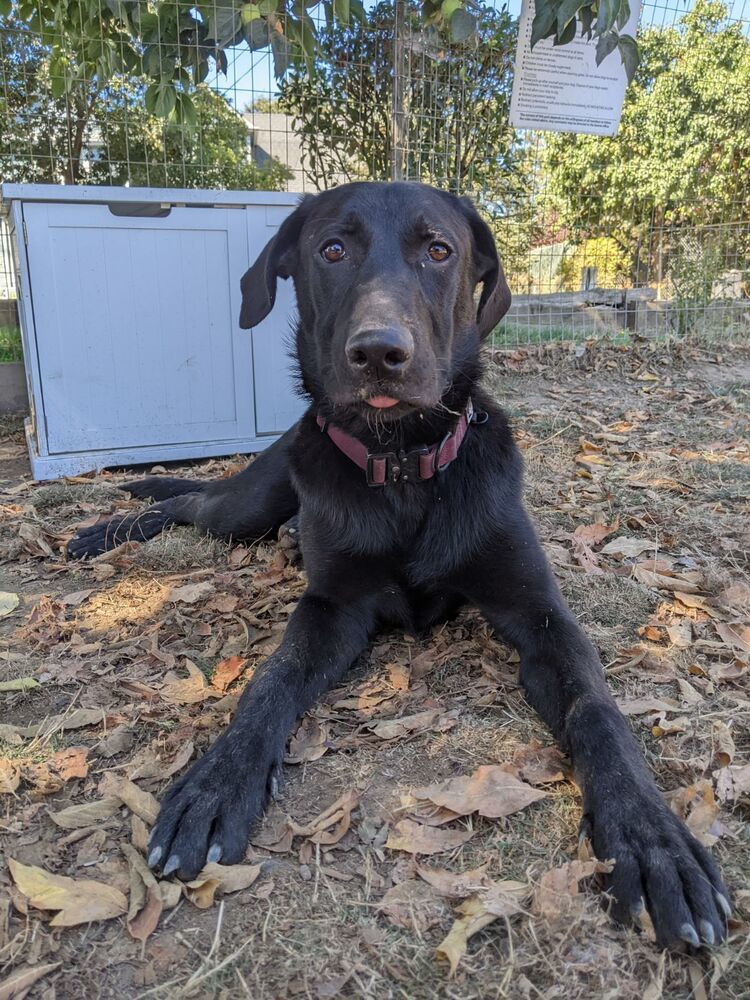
(70, 182, 729, 948)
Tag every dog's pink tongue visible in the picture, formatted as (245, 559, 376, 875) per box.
(367, 396, 399, 409)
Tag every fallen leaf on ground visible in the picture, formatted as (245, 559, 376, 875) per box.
(436, 881, 527, 975)
(160, 659, 216, 705)
(712, 721, 735, 767)
(99, 774, 159, 824)
(291, 788, 360, 845)
(633, 566, 700, 594)
(0, 677, 39, 692)
(715, 764, 750, 804)
(378, 879, 446, 931)
(212, 655, 247, 693)
(122, 844, 164, 941)
(715, 622, 750, 655)
(669, 781, 723, 847)
(167, 581, 214, 604)
(412, 765, 548, 819)
(386, 819, 474, 856)
(49, 797, 122, 830)
(0, 592, 19, 618)
(666, 620, 693, 647)
(184, 862, 263, 908)
(97, 725, 135, 758)
(615, 696, 680, 716)
(417, 863, 491, 899)
(285, 716, 329, 764)
(534, 858, 614, 921)
(0, 962, 60, 1000)
(511, 740, 568, 785)
(0, 759, 21, 795)
(368, 709, 456, 741)
(600, 536, 656, 558)
(9, 858, 127, 927)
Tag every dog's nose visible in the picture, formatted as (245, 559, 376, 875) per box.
(345, 328, 413, 377)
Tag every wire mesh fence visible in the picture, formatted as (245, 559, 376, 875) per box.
(1, 0, 749, 351)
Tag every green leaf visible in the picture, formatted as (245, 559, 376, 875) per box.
(554, 17, 577, 45)
(241, 3, 261, 24)
(0, 0, 12, 15)
(145, 81, 177, 118)
(595, 0, 619, 35)
(616, 0, 631, 31)
(579, 4, 594, 37)
(174, 92, 198, 127)
(556, 0, 582, 36)
(530, 1, 559, 48)
(595, 28, 619, 65)
(449, 8, 476, 43)
(617, 33, 639, 82)
(0, 677, 39, 692)
(257, 0, 277, 14)
(441, 0, 463, 20)
(333, 0, 350, 24)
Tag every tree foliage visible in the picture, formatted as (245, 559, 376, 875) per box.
(0, 16, 291, 187)
(278, 0, 519, 198)
(542, 2, 750, 257)
(530, 0, 639, 80)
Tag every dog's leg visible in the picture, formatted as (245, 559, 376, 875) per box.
(461, 514, 730, 949)
(67, 424, 300, 559)
(121, 476, 207, 501)
(147, 591, 376, 879)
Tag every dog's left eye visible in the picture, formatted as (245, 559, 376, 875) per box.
(321, 241, 346, 263)
(427, 242, 451, 262)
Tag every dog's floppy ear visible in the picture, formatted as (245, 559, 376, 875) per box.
(239, 196, 313, 329)
(457, 197, 512, 339)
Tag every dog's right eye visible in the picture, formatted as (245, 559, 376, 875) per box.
(321, 241, 346, 263)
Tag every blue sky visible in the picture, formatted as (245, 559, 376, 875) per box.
(212, 0, 750, 110)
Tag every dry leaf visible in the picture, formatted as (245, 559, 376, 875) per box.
(0, 592, 19, 618)
(386, 662, 410, 691)
(49, 797, 122, 830)
(285, 717, 329, 764)
(99, 774, 159, 824)
(511, 740, 567, 785)
(534, 858, 614, 921)
(0, 962, 60, 1000)
(168, 581, 214, 604)
(9, 858, 127, 927)
(122, 844, 163, 942)
(633, 566, 700, 594)
(715, 764, 750, 804)
(184, 862, 263, 908)
(212, 655, 247, 693)
(386, 819, 474, 856)
(666, 621, 693, 648)
(417, 864, 491, 899)
(412, 765, 548, 819)
(368, 709, 445, 741)
(669, 781, 722, 847)
(0, 677, 39, 692)
(160, 659, 215, 705)
(712, 721, 735, 768)
(378, 880, 446, 931)
(600, 536, 656, 558)
(715, 622, 750, 655)
(97, 725, 135, 759)
(0, 759, 20, 795)
(436, 881, 526, 976)
(616, 696, 680, 716)
(291, 788, 360, 846)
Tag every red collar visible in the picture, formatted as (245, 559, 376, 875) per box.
(316, 398, 486, 487)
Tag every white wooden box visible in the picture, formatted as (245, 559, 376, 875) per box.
(1, 184, 304, 480)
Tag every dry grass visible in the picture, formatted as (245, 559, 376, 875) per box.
(0, 340, 748, 999)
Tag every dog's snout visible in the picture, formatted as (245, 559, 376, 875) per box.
(345, 327, 414, 377)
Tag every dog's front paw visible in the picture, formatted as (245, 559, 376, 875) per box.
(584, 792, 731, 949)
(147, 739, 282, 880)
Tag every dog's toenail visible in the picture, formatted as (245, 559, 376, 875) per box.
(716, 893, 731, 918)
(147, 846, 163, 868)
(680, 923, 700, 947)
(162, 854, 180, 876)
(699, 920, 715, 945)
(207, 843, 223, 863)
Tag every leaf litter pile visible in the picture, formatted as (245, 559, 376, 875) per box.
(0, 341, 749, 999)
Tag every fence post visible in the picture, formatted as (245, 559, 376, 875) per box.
(392, 0, 407, 181)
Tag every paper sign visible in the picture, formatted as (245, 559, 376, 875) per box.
(509, 0, 641, 136)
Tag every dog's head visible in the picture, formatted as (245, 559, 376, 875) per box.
(239, 182, 510, 421)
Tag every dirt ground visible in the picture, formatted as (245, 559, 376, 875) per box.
(1, 339, 749, 999)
